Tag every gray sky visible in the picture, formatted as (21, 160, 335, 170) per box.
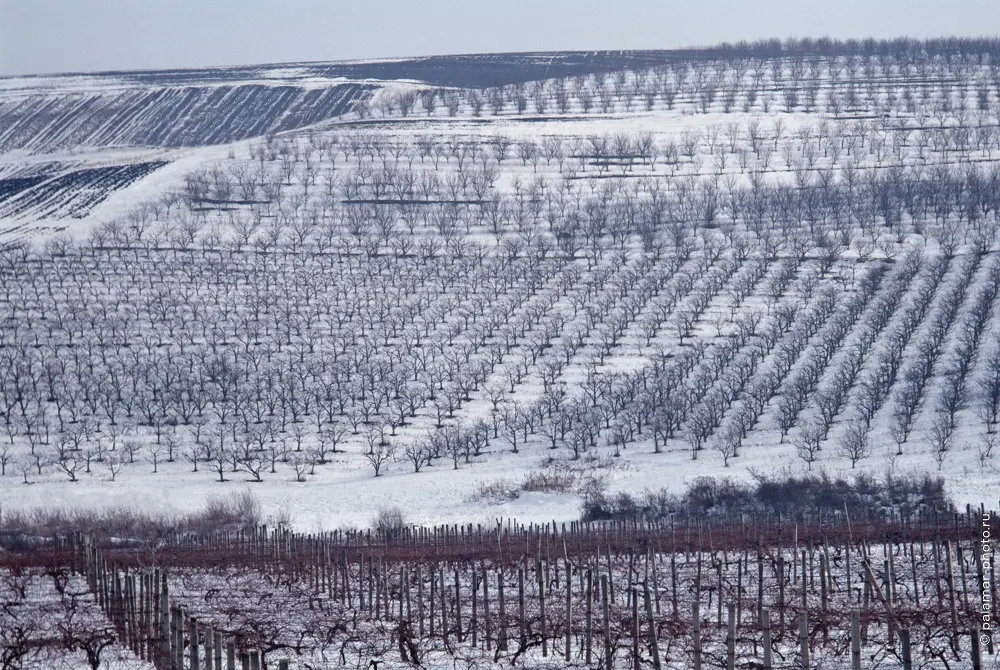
(2, 0, 999, 77)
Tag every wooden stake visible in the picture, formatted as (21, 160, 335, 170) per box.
(565, 563, 572, 660)
(850, 609, 861, 670)
(899, 628, 913, 670)
(602, 575, 612, 670)
(643, 582, 661, 670)
(761, 607, 772, 670)
(629, 587, 638, 670)
(692, 600, 702, 670)
(798, 611, 809, 670)
(518, 567, 526, 652)
(726, 602, 735, 670)
(586, 568, 594, 665)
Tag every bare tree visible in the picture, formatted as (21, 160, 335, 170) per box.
(207, 445, 232, 483)
(365, 441, 397, 477)
(794, 421, 824, 470)
(978, 433, 998, 467)
(837, 419, 872, 468)
(14, 453, 33, 484)
(104, 450, 127, 481)
(53, 439, 81, 482)
(715, 428, 741, 467)
(289, 451, 310, 482)
(403, 442, 430, 473)
(144, 442, 163, 473)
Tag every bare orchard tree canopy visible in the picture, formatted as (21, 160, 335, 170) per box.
(0, 37, 999, 518)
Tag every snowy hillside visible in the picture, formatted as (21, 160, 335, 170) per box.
(2, 39, 1000, 531)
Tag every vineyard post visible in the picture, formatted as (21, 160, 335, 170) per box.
(112, 568, 121, 634)
(417, 565, 424, 637)
(602, 575, 612, 670)
(850, 609, 861, 670)
(643, 582, 661, 670)
(819, 554, 827, 613)
(757, 540, 764, 621)
(899, 628, 913, 670)
(607, 545, 614, 602)
(518, 567, 525, 651)
(844, 541, 852, 603)
(539, 560, 547, 656)
(945, 541, 958, 634)
(179, 608, 188, 670)
(374, 558, 381, 619)
(226, 638, 235, 670)
(798, 610, 809, 670)
(933, 535, 943, 606)
(650, 549, 661, 614)
(249, 649, 259, 670)
(499, 569, 507, 651)
(165, 605, 173, 669)
(736, 557, 743, 625)
(159, 585, 169, 668)
(441, 567, 448, 645)
(717, 560, 724, 626)
(695, 548, 703, 613)
(402, 565, 409, 621)
(991, 538, 998, 653)
(483, 564, 491, 651)
(692, 600, 702, 670)
(971, 628, 982, 670)
(382, 560, 390, 622)
(793, 525, 798, 585)
(800, 549, 808, 612)
(204, 624, 213, 670)
(278, 661, 289, 670)
(761, 606, 772, 670)
(343, 551, 351, 608)
(777, 554, 785, 635)
(148, 574, 157, 661)
(585, 567, 593, 664)
(214, 631, 222, 670)
(190, 617, 199, 670)
(671, 549, 678, 616)
(367, 556, 374, 615)
(455, 568, 463, 642)
(430, 570, 436, 637)
(471, 566, 478, 647)
(822, 539, 832, 597)
(884, 558, 895, 645)
(140, 573, 148, 662)
(861, 560, 870, 643)
(127, 573, 137, 655)
(169, 607, 177, 670)
(630, 588, 639, 670)
(726, 602, 735, 670)
(961, 543, 972, 613)
(684, 520, 690, 564)
(565, 562, 572, 660)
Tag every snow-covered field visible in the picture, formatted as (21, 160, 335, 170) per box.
(2, 42, 1000, 537)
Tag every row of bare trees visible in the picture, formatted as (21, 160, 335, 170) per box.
(357, 39, 1000, 121)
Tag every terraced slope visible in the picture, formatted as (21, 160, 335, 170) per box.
(0, 83, 372, 151)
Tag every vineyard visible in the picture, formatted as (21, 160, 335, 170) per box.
(1, 512, 995, 669)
